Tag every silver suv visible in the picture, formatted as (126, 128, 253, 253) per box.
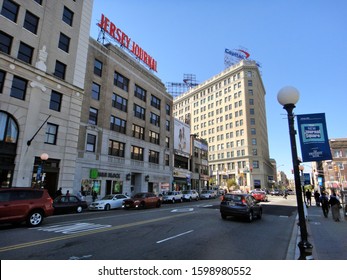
(182, 190, 199, 201)
(162, 191, 183, 203)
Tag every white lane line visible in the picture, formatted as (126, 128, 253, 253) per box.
(156, 230, 194, 244)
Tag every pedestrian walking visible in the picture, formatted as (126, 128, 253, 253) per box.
(314, 190, 320, 206)
(329, 192, 341, 222)
(319, 191, 329, 218)
(305, 189, 312, 206)
(54, 187, 62, 198)
(92, 190, 98, 202)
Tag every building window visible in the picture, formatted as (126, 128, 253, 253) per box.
(62, 6, 74, 26)
(34, 0, 42, 5)
(58, 33, 70, 53)
(251, 128, 256, 135)
(114, 71, 129, 92)
(150, 112, 160, 127)
(250, 108, 255, 115)
(0, 111, 18, 143)
(110, 116, 126, 134)
(23, 11, 39, 34)
(86, 133, 96, 152)
(0, 31, 13, 54)
(0, 70, 5, 93)
(108, 140, 125, 157)
(49, 90, 62, 112)
(250, 118, 255, 125)
(248, 80, 253, 87)
(249, 98, 254, 105)
(131, 146, 144, 161)
(149, 150, 159, 164)
(112, 93, 127, 112)
(54, 60, 66, 79)
(132, 124, 144, 140)
(252, 160, 259, 169)
(149, 130, 160, 145)
(166, 104, 171, 115)
(94, 59, 103, 76)
(91, 82, 100, 100)
(151, 95, 161, 109)
(45, 123, 58, 145)
(165, 154, 170, 166)
(134, 84, 146, 101)
(17, 42, 34, 64)
(165, 137, 170, 148)
(252, 138, 257, 145)
(10, 76, 27, 100)
(89, 107, 98, 125)
(1, 0, 19, 23)
(134, 104, 145, 120)
(166, 120, 170, 131)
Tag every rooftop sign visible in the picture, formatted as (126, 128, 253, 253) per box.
(98, 14, 157, 72)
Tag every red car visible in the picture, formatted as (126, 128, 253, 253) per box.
(251, 190, 268, 202)
(122, 192, 161, 209)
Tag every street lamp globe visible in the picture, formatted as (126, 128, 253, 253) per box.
(277, 86, 300, 106)
(40, 152, 49, 161)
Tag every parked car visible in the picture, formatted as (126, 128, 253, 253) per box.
(89, 194, 129, 211)
(53, 195, 88, 214)
(200, 190, 217, 199)
(251, 190, 268, 202)
(182, 190, 199, 201)
(122, 192, 161, 209)
(270, 189, 280, 196)
(0, 187, 54, 227)
(162, 191, 183, 203)
(220, 193, 262, 222)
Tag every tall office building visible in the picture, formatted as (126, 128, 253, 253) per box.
(173, 60, 274, 190)
(0, 0, 93, 196)
(75, 37, 174, 197)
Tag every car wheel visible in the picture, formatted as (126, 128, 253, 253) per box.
(189, 197, 192, 202)
(172, 199, 175, 203)
(104, 204, 111, 211)
(156, 200, 161, 208)
(26, 210, 43, 227)
(247, 211, 253, 223)
(140, 202, 146, 208)
(221, 213, 227, 220)
(76, 206, 83, 213)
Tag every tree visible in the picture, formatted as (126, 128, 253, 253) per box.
(227, 179, 239, 191)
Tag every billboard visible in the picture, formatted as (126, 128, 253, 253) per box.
(174, 119, 190, 154)
(297, 113, 332, 162)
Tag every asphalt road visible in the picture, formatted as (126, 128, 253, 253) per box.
(0, 195, 298, 260)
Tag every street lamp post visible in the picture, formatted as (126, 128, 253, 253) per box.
(277, 86, 313, 260)
(40, 152, 49, 188)
(299, 165, 306, 204)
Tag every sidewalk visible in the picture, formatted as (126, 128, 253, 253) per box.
(288, 204, 347, 260)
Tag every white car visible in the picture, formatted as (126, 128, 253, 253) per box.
(162, 191, 183, 203)
(89, 194, 129, 211)
(182, 190, 199, 201)
(200, 190, 217, 199)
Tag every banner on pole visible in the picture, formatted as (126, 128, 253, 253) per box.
(297, 113, 332, 162)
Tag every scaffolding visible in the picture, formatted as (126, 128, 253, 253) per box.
(166, 74, 199, 98)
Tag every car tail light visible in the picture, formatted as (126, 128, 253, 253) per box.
(241, 198, 247, 205)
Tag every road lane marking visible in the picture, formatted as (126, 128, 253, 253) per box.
(156, 230, 194, 244)
(0, 211, 194, 253)
(171, 208, 194, 213)
(32, 223, 112, 234)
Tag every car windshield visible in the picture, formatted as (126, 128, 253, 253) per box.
(167, 192, 175, 195)
(223, 194, 243, 202)
(101, 195, 114, 200)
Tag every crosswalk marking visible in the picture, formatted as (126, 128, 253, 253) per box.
(31, 222, 111, 234)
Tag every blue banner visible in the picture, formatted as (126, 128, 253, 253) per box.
(297, 113, 332, 162)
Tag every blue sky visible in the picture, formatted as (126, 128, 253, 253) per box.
(90, 0, 347, 179)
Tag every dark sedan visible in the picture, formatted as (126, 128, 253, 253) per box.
(122, 192, 161, 209)
(220, 193, 262, 222)
(53, 195, 88, 214)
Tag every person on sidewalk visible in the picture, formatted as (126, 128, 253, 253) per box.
(319, 191, 329, 217)
(314, 190, 320, 206)
(306, 189, 312, 206)
(329, 192, 341, 222)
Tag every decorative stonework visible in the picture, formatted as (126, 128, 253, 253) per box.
(35, 45, 48, 72)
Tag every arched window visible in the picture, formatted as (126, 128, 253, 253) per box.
(0, 111, 18, 143)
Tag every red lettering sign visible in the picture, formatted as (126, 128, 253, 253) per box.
(98, 14, 157, 72)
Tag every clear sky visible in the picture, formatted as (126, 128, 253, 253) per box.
(90, 0, 347, 179)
